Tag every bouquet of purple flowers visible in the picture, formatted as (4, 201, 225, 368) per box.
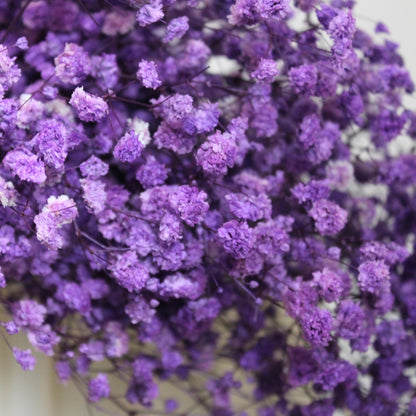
(1, 0, 416, 414)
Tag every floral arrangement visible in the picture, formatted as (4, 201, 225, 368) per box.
(1, 0, 416, 414)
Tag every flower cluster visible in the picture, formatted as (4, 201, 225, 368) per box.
(1, 0, 416, 415)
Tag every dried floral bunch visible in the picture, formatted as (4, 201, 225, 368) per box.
(1, 0, 416, 415)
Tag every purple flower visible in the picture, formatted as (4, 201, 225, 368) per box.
(228, 0, 258, 26)
(255, 0, 291, 20)
(196, 130, 238, 177)
(0, 267, 5, 288)
(316, 5, 337, 28)
(251, 58, 279, 82)
(312, 267, 348, 302)
(54, 43, 91, 85)
(136, 2, 164, 27)
(12, 300, 47, 329)
(328, 10, 356, 41)
(137, 60, 162, 89)
(160, 273, 205, 299)
(335, 300, 366, 340)
(164, 16, 189, 43)
(292, 180, 330, 204)
(33, 119, 68, 170)
(300, 307, 333, 347)
(15, 37, 29, 50)
(315, 360, 357, 391)
(3, 148, 46, 184)
(69, 87, 108, 122)
(159, 213, 183, 243)
(254, 218, 292, 255)
(62, 282, 91, 314)
(225, 192, 272, 221)
(114, 130, 145, 163)
(80, 155, 109, 179)
(289, 64, 318, 95)
(183, 102, 220, 135)
(309, 199, 348, 236)
(169, 185, 209, 226)
(34, 195, 78, 249)
(125, 297, 156, 324)
(0, 46, 21, 92)
(288, 347, 319, 386)
(1, 0, 416, 413)
(13, 348, 36, 371)
(299, 114, 338, 164)
(109, 252, 149, 293)
(2, 321, 19, 335)
(358, 260, 390, 295)
(56, 361, 71, 382)
(136, 156, 169, 188)
(81, 178, 107, 215)
(88, 373, 110, 402)
(165, 399, 178, 413)
(91, 53, 119, 90)
(217, 220, 255, 259)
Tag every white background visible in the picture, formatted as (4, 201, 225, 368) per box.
(1, 1, 416, 415)
(355, 1, 416, 77)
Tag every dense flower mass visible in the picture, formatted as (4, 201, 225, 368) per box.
(1, 0, 416, 415)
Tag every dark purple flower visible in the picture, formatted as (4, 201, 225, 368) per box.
(217, 220, 255, 259)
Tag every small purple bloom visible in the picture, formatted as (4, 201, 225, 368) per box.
(164, 16, 189, 42)
(358, 260, 390, 295)
(88, 373, 110, 402)
(196, 130, 238, 177)
(80, 155, 109, 179)
(217, 220, 255, 259)
(137, 60, 162, 89)
(251, 58, 279, 82)
(289, 64, 318, 95)
(3, 148, 46, 184)
(109, 251, 150, 293)
(13, 347, 36, 371)
(136, 2, 164, 26)
(309, 199, 348, 236)
(136, 156, 169, 188)
(300, 307, 333, 347)
(54, 43, 91, 85)
(69, 87, 108, 122)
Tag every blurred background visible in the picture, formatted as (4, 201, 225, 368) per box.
(1, 1, 416, 415)
(355, 1, 416, 75)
